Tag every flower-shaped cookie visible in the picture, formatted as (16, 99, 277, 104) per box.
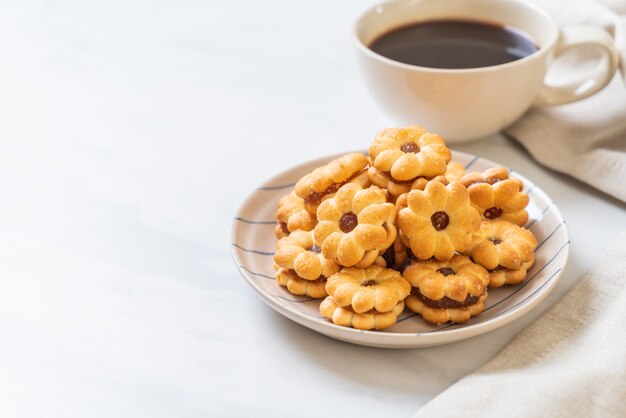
(375, 235, 409, 271)
(462, 166, 510, 186)
(397, 181, 480, 261)
(274, 230, 340, 281)
(295, 153, 370, 214)
(444, 161, 466, 183)
(403, 254, 489, 303)
(314, 183, 396, 267)
(464, 220, 537, 270)
(275, 268, 328, 298)
(403, 255, 489, 324)
(488, 256, 535, 288)
(461, 167, 529, 225)
(367, 165, 448, 199)
(407, 292, 487, 324)
(320, 296, 405, 330)
(325, 265, 411, 313)
(274, 192, 317, 239)
(368, 126, 451, 181)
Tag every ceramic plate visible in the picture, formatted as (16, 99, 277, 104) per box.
(231, 151, 569, 348)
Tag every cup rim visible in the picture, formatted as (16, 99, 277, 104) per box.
(354, 0, 560, 74)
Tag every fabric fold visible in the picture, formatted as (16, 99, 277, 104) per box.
(504, 0, 626, 203)
(413, 229, 626, 418)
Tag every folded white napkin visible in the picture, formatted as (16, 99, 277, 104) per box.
(505, 0, 626, 203)
(413, 229, 626, 418)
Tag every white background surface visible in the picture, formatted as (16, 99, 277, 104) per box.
(0, 1, 625, 417)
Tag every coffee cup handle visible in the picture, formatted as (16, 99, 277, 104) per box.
(534, 26, 620, 106)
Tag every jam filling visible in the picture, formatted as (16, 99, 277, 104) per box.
(304, 183, 342, 206)
(362, 280, 377, 287)
(398, 248, 415, 274)
(484, 207, 503, 219)
(303, 170, 365, 206)
(411, 288, 482, 309)
(437, 267, 455, 276)
(467, 176, 507, 187)
(279, 222, 289, 235)
(431, 211, 449, 230)
(307, 245, 321, 254)
(379, 170, 416, 185)
(400, 142, 420, 153)
(489, 238, 502, 245)
(382, 246, 395, 267)
(340, 212, 358, 233)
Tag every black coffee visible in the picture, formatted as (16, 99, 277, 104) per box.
(369, 20, 538, 69)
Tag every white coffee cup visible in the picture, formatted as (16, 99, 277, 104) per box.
(354, 0, 620, 142)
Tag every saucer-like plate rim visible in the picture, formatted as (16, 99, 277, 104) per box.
(231, 151, 570, 348)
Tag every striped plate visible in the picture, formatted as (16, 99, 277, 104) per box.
(231, 151, 569, 348)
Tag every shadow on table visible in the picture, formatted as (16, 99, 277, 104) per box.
(259, 304, 525, 399)
(255, 245, 591, 401)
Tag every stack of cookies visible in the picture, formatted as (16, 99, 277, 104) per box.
(273, 126, 537, 330)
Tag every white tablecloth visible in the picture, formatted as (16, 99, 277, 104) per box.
(1, 1, 625, 417)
